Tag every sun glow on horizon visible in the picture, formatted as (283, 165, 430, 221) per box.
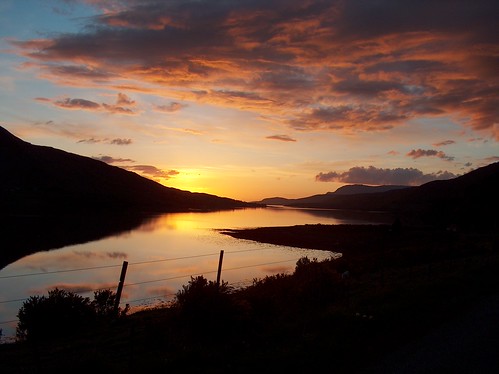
(1, 0, 497, 201)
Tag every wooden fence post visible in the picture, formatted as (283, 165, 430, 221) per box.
(216, 250, 224, 288)
(114, 260, 128, 315)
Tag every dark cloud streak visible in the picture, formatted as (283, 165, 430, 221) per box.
(55, 98, 100, 110)
(433, 140, 456, 147)
(92, 155, 134, 163)
(39, 93, 137, 115)
(406, 149, 454, 161)
(110, 138, 132, 145)
(266, 134, 296, 142)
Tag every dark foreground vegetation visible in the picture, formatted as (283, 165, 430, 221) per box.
(2, 223, 498, 373)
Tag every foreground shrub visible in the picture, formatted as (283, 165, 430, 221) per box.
(294, 257, 343, 307)
(16, 288, 124, 341)
(172, 276, 239, 331)
(17, 288, 94, 341)
(92, 289, 124, 319)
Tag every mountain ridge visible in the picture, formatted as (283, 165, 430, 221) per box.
(0, 126, 255, 214)
(256, 184, 409, 205)
(1, 125, 497, 228)
(259, 162, 499, 229)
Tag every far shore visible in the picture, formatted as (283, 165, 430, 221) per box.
(219, 222, 496, 269)
(220, 223, 415, 257)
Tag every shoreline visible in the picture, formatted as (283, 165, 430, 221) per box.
(220, 223, 410, 257)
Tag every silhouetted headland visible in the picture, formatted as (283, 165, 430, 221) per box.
(0, 126, 257, 215)
(0, 126, 258, 268)
(0, 213, 155, 270)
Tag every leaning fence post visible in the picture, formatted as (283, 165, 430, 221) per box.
(114, 260, 128, 315)
(216, 250, 224, 288)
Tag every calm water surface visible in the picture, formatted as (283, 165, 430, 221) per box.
(0, 206, 386, 339)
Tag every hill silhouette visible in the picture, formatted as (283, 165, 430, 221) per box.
(0, 126, 254, 214)
(0, 126, 257, 268)
(257, 184, 409, 206)
(260, 163, 499, 229)
(333, 184, 409, 195)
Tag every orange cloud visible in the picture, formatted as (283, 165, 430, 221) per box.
(124, 165, 180, 180)
(10, 1, 499, 138)
(116, 93, 135, 106)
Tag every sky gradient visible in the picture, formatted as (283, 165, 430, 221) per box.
(1, 0, 498, 201)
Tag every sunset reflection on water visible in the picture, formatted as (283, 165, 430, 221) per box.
(0, 207, 378, 339)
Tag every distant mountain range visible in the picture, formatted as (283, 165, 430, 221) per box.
(0, 126, 254, 215)
(1, 125, 497, 228)
(257, 163, 499, 229)
(258, 184, 410, 206)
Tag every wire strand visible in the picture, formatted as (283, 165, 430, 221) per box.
(127, 252, 220, 266)
(125, 271, 216, 287)
(0, 249, 268, 279)
(123, 257, 299, 287)
(0, 319, 18, 325)
(0, 297, 29, 305)
(0, 264, 123, 279)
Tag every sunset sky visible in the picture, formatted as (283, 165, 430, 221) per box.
(1, 0, 498, 201)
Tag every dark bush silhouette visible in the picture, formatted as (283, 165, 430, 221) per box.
(172, 276, 238, 331)
(92, 289, 127, 319)
(238, 273, 292, 324)
(16, 288, 125, 341)
(294, 256, 343, 307)
(17, 288, 95, 341)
